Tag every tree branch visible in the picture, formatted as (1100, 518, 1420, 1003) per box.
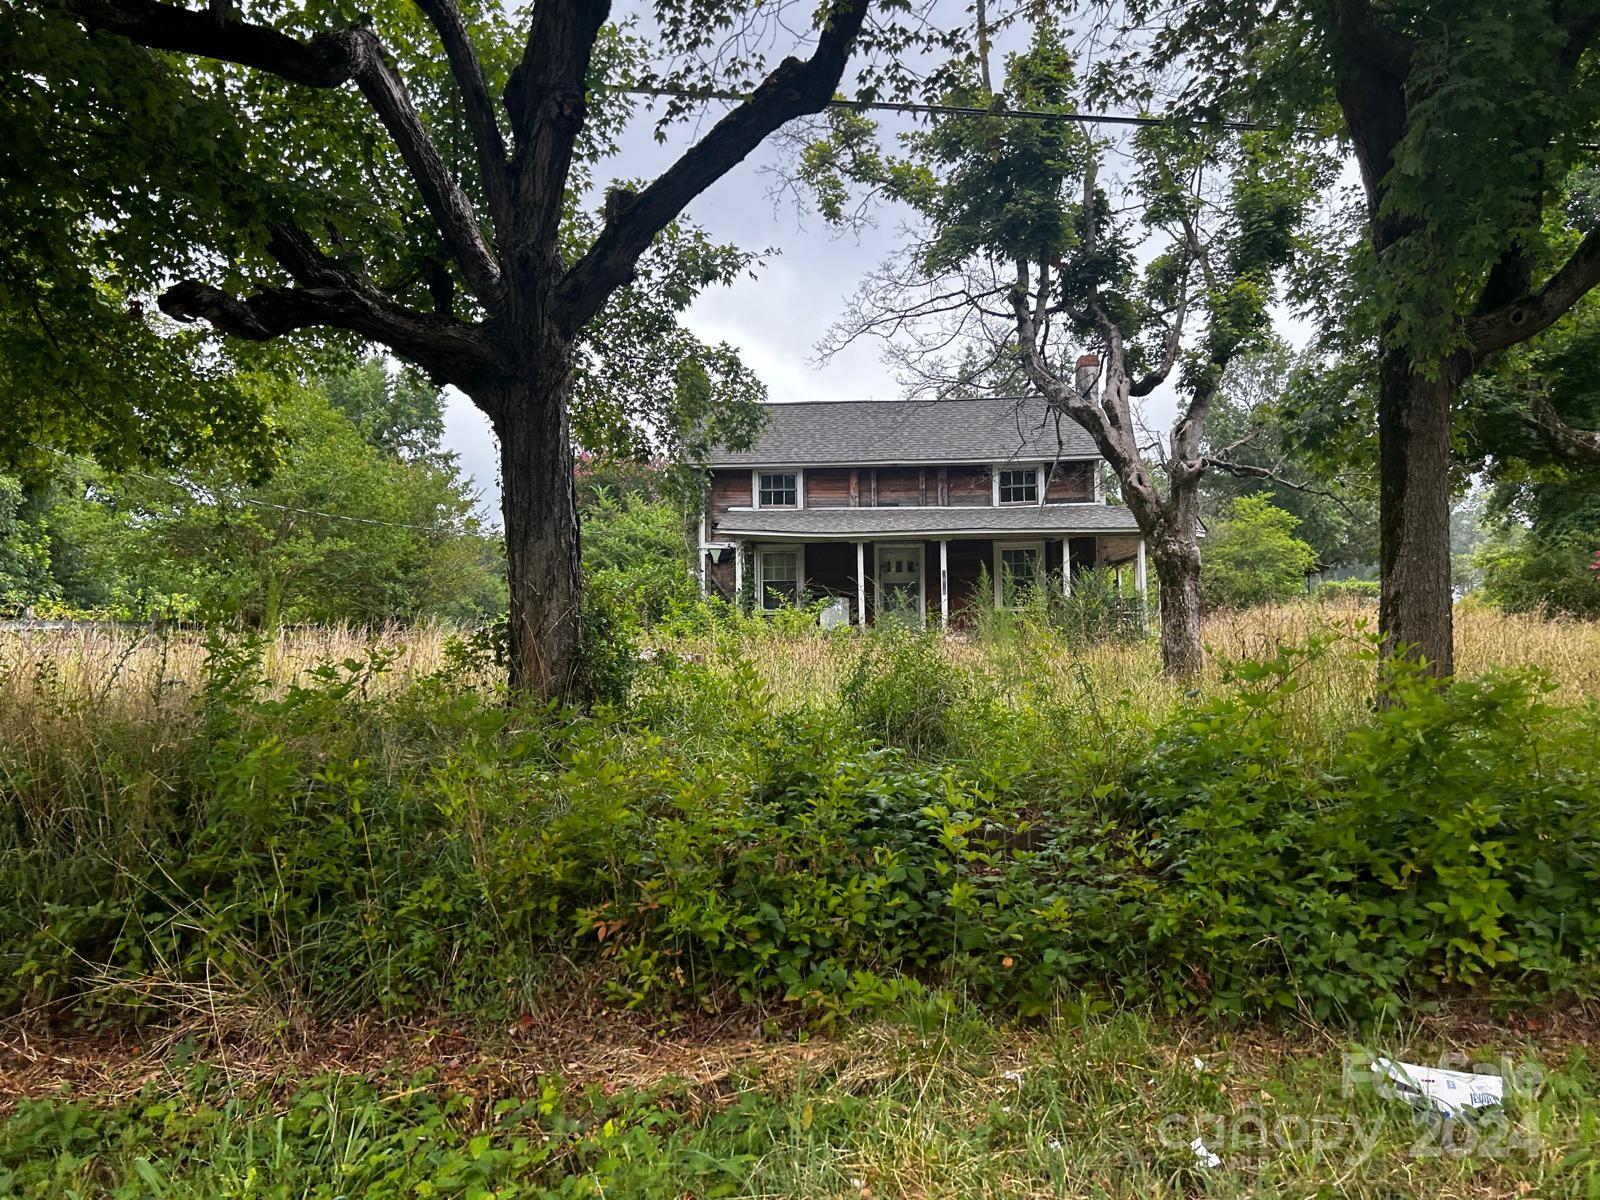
(1201, 456, 1360, 517)
(1467, 225, 1600, 357)
(505, 0, 611, 255)
(159, 227, 504, 401)
(414, 0, 511, 234)
(555, 0, 873, 331)
(1528, 392, 1600, 464)
(1128, 282, 1188, 397)
(66, 0, 504, 306)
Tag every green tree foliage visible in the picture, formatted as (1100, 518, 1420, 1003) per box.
(801, 17, 1320, 677)
(1200, 495, 1317, 610)
(1121, 0, 1600, 673)
(1203, 345, 1379, 571)
(1459, 301, 1600, 615)
(321, 358, 447, 465)
(0, 364, 501, 626)
(0, 477, 54, 608)
(2, 0, 925, 696)
(579, 480, 698, 628)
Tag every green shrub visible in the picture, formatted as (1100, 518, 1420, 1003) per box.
(972, 564, 1147, 648)
(1129, 642, 1600, 1018)
(1202, 495, 1318, 609)
(1314, 578, 1380, 603)
(5, 628, 1599, 1027)
(840, 624, 969, 757)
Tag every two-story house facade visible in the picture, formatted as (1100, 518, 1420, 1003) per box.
(700, 396, 1147, 624)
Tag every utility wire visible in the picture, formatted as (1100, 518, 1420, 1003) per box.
(615, 83, 1285, 133)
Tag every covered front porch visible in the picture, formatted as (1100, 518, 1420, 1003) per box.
(706, 533, 1148, 626)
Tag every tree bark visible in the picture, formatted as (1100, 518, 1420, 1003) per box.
(491, 356, 584, 699)
(1376, 348, 1460, 675)
(1151, 526, 1203, 681)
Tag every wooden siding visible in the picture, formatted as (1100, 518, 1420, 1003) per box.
(875, 466, 923, 506)
(805, 468, 853, 508)
(706, 460, 1107, 544)
(946, 465, 991, 506)
(1045, 460, 1095, 503)
(706, 469, 752, 540)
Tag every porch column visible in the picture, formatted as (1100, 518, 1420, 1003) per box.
(1061, 537, 1071, 596)
(855, 540, 867, 627)
(734, 540, 744, 610)
(1136, 537, 1149, 631)
(939, 539, 949, 627)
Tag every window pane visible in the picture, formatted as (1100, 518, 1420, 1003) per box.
(759, 473, 797, 506)
(998, 469, 1037, 503)
(999, 547, 1039, 605)
(761, 551, 798, 609)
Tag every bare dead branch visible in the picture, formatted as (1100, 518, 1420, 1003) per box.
(1528, 392, 1600, 464)
(1201, 455, 1360, 516)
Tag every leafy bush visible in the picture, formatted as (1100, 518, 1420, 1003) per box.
(840, 623, 968, 757)
(1314, 578, 1380, 603)
(1129, 642, 1600, 1017)
(4, 628, 1599, 1027)
(972, 564, 1147, 648)
(1476, 525, 1600, 617)
(1202, 495, 1318, 610)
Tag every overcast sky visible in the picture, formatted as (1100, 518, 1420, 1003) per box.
(441, 98, 921, 523)
(439, 11, 1336, 525)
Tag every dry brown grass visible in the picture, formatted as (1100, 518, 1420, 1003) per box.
(0, 601, 1590, 733)
(3, 603, 1597, 728)
(720, 599, 1600, 724)
(0, 620, 465, 720)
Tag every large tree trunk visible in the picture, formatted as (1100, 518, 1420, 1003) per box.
(492, 359, 584, 699)
(1151, 524, 1204, 682)
(1377, 349, 1460, 675)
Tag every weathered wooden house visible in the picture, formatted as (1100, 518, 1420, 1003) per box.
(700, 396, 1148, 624)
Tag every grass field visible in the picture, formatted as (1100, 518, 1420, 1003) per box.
(4, 602, 1600, 1197)
(4, 997, 1598, 1198)
(5, 598, 1600, 715)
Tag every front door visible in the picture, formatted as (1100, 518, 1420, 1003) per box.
(876, 543, 924, 625)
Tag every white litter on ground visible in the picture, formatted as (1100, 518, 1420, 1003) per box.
(1372, 1058, 1504, 1118)
(1190, 1136, 1222, 1168)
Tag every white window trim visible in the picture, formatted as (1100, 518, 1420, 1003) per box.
(752, 468, 804, 509)
(992, 463, 1045, 506)
(874, 541, 926, 625)
(993, 539, 1046, 608)
(754, 543, 805, 611)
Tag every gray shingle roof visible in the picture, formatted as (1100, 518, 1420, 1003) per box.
(716, 504, 1141, 540)
(707, 396, 1099, 467)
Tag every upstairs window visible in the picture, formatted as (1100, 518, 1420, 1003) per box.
(997, 467, 1039, 504)
(758, 472, 798, 507)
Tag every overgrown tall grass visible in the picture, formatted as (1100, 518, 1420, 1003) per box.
(3, 602, 1600, 1032)
(4, 600, 1597, 722)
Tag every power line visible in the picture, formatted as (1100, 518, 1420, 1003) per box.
(615, 84, 1281, 134)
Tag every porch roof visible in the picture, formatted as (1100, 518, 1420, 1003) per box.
(715, 504, 1141, 541)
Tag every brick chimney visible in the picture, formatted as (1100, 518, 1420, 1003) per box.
(1074, 354, 1101, 398)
